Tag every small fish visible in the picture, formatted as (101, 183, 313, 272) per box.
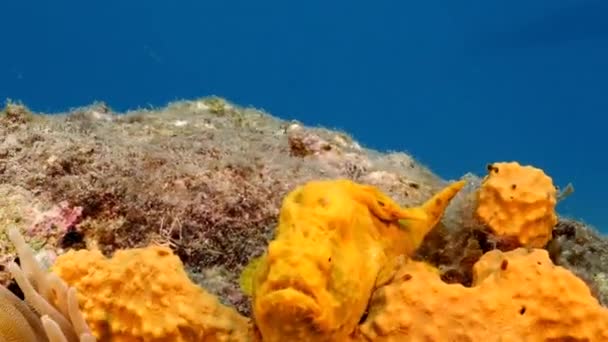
(556, 182, 574, 202)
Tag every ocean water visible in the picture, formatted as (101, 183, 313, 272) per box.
(1, 1, 606, 232)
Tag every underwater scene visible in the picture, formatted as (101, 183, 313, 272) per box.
(1, 1, 607, 341)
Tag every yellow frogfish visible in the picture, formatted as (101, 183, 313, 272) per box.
(239, 178, 465, 342)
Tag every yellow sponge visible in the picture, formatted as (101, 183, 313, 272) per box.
(475, 161, 557, 247)
(358, 248, 608, 341)
(51, 245, 249, 342)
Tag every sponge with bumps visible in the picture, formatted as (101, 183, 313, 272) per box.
(357, 248, 608, 341)
(51, 245, 250, 342)
(475, 161, 558, 247)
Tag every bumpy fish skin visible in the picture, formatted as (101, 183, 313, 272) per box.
(242, 179, 465, 342)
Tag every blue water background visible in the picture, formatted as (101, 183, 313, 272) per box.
(1, 1, 606, 232)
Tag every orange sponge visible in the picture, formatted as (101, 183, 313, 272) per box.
(51, 246, 250, 342)
(357, 248, 608, 341)
(475, 161, 558, 247)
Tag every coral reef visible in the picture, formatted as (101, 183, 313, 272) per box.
(6, 174, 608, 341)
(0, 97, 607, 341)
(0, 99, 443, 314)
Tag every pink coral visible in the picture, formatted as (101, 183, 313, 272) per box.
(27, 201, 83, 238)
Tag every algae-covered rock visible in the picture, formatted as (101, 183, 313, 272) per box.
(0, 98, 444, 313)
(0, 97, 606, 317)
(547, 218, 608, 306)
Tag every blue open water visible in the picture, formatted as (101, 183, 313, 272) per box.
(1, 1, 607, 231)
